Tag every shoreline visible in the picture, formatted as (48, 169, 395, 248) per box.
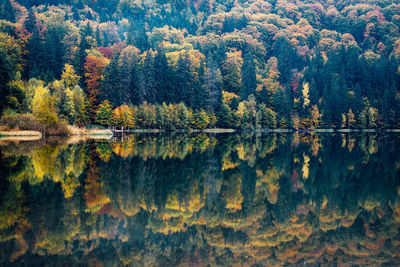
(1, 128, 399, 138)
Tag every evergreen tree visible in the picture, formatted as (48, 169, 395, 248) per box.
(95, 26, 102, 47)
(241, 49, 257, 100)
(141, 51, 157, 103)
(174, 52, 195, 106)
(75, 22, 93, 86)
(96, 100, 113, 126)
(153, 48, 170, 103)
(23, 9, 37, 33)
(272, 36, 293, 84)
(217, 103, 235, 128)
(128, 54, 141, 105)
(101, 53, 121, 106)
(204, 56, 222, 112)
(44, 28, 64, 80)
(0, 48, 13, 112)
(25, 22, 45, 79)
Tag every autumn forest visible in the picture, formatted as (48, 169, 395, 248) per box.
(1, 0, 400, 131)
(1, 133, 400, 265)
(1, 1, 400, 265)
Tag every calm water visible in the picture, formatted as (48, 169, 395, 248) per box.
(0, 132, 399, 266)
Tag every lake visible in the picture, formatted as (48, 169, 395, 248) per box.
(0, 132, 399, 266)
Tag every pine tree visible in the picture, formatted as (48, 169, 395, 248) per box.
(217, 103, 235, 128)
(241, 49, 257, 100)
(24, 9, 37, 33)
(44, 28, 64, 80)
(153, 48, 170, 103)
(101, 53, 121, 106)
(96, 100, 113, 126)
(25, 23, 45, 79)
(128, 54, 141, 105)
(75, 22, 93, 86)
(95, 26, 102, 47)
(175, 52, 195, 106)
(204, 55, 222, 112)
(0, 48, 13, 112)
(141, 51, 157, 103)
(272, 36, 293, 84)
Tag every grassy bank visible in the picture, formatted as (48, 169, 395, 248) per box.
(68, 126, 113, 136)
(0, 130, 42, 137)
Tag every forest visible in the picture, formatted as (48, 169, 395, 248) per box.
(0, 132, 400, 265)
(1, 0, 400, 131)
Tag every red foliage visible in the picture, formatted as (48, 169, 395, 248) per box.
(110, 42, 127, 54)
(84, 55, 109, 119)
(97, 46, 114, 58)
(290, 73, 301, 97)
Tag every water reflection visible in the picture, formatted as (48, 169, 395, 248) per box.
(0, 133, 400, 265)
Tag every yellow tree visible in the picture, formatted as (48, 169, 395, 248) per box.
(61, 64, 80, 89)
(32, 85, 58, 126)
(257, 57, 283, 105)
(309, 105, 321, 129)
(112, 105, 134, 129)
(302, 82, 310, 109)
(347, 109, 356, 129)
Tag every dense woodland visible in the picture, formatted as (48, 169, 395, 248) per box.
(0, 133, 400, 265)
(1, 0, 400, 130)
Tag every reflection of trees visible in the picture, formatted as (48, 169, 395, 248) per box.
(1, 133, 400, 265)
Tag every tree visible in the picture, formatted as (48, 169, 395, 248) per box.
(0, 39, 16, 113)
(241, 49, 257, 100)
(141, 50, 157, 103)
(153, 48, 171, 103)
(126, 52, 141, 105)
(174, 51, 195, 106)
(347, 109, 356, 129)
(273, 88, 291, 126)
(191, 109, 210, 129)
(258, 104, 277, 129)
(101, 53, 121, 106)
(217, 103, 235, 129)
(53, 64, 87, 125)
(176, 102, 189, 129)
(367, 107, 378, 128)
(204, 56, 222, 112)
(341, 113, 347, 129)
(61, 64, 80, 89)
(25, 14, 46, 80)
(75, 22, 93, 85)
(96, 100, 113, 126)
(156, 103, 168, 129)
(32, 85, 58, 126)
(112, 105, 134, 129)
(309, 105, 321, 129)
(257, 57, 282, 106)
(273, 36, 293, 84)
(222, 50, 242, 95)
(84, 55, 109, 121)
(23, 9, 37, 33)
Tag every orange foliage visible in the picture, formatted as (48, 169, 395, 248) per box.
(84, 55, 109, 119)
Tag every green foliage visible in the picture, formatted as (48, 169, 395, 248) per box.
(32, 85, 59, 126)
(1, 133, 400, 265)
(0, 0, 400, 130)
(96, 100, 113, 126)
(258, 104, 277, 129)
